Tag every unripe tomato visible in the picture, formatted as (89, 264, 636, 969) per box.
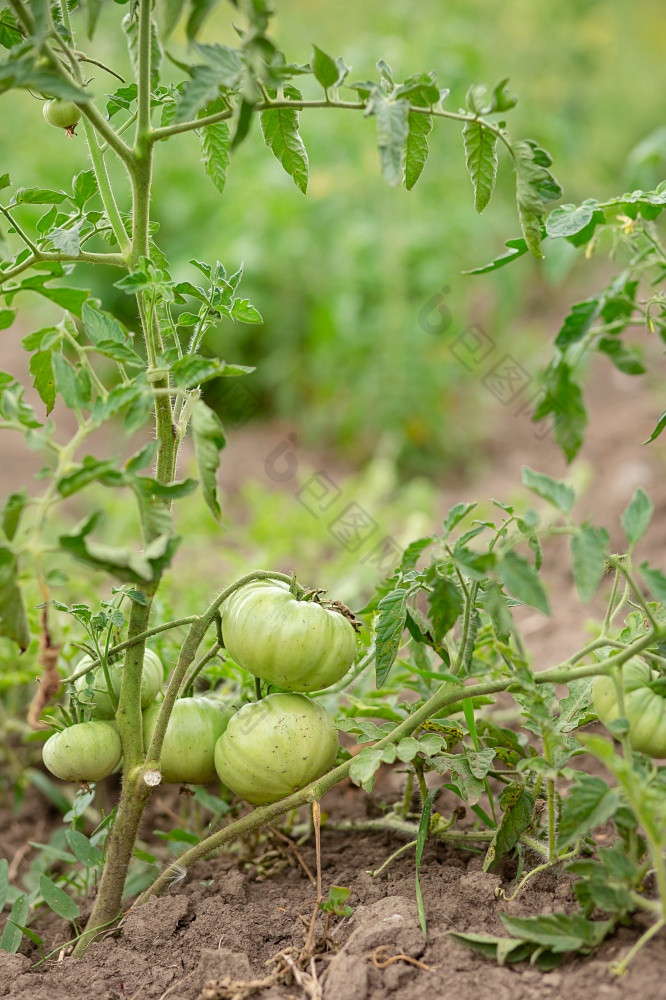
(222, 580, 357, 692)
(214, 693, 338, 805)
(74, 648, 164, 719)
(593, 657, 666, 757)
(142, 696, 235, 784)
(42, 99, 82, 131)
(42, 721, 121, 782)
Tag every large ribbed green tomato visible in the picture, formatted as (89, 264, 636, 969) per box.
(142, 696, 235, 784)
(74, 648, 163, 719)
(222, 580, 357, 691)
(42, 721, 121, 782)
(214, 693, 338, 805)
(593, 657, 666, 757)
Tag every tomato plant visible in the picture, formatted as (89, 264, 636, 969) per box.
(222, 579, 358, 691)
(214, 692, 339, 804)
(0, 0, 663, 983)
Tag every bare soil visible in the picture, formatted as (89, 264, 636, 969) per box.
(1, 778, 666, 1000)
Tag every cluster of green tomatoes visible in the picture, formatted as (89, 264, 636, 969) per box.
(43, 581, 358, 806)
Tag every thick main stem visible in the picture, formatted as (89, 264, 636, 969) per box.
(74, 0, 169, 955)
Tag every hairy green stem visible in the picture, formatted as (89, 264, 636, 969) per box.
(149, 98, 515, 159)
(62, 616, 201, 684)
(82, 119, 131, 255)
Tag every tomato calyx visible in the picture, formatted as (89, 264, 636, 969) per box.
(298, 588, 362, 632)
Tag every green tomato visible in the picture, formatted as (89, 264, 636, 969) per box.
(222, 580, 357, 692)
(214, 693, 338, 805)
(593, 657, 666, 757)
(42, 721, 121, 783)
(42, 99, 82, 130)
(142, 696, 235, 785)
(74, 648, 164, 719)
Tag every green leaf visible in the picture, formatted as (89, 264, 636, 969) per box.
(13, 186, 67, 205)
(0, 308, 15, 330)
(375, 588, 407, 687)
(415, 788, 438, 939)
(499, 550, 549, 615)
(81, 301, 127, 346)
(231, 298, 263, 323)
(521, 466, 574, 514)
(404, 112, 432, 190)
(65, 829, 104, 868)
(373, 96, 409, 187)
(534, 363, 587, 462)
(186, 0, 217, 39)
(639, 562, 666, 602)
(463, 122, 498, 213)
(123, 10, 162, 91)
(0, 894, 28, 953)
(447, 931, 533, 965)
(191, 398, 226, 520)
(555, 298, 601, 349)
(557, 774, 620, 852)
(443, 501, 476, 534)
(174, 46, 243, 123)
(513, 140, 561, 258)
(162, 0, 186, 37)
(39, 874, 80, 922)
(52, 352, 86, 410)
(201, 120, 230, 194)
(0, 545, 30, 650)
(546, 202, 601, 240)
(260, 103, 309, 194)
(499, 912, 613, 953)
(59, 513, 180, 584)
(621, 487, 653, 546)
(644, 410, 666, 444)
(571, 524, 609, 602)
(57, 456, 120, 498)
(596, 337, 645, 376)
(311, 45, 339, 89)
(171, 356, 253, 388)
(428, 577, 463, 642)
(0, 858, 8, 910)
(29, 349, 55, 414)
(49, 221, 84, 256)
(2, 490, 27, 542)
(464, 236, 531, 275)
(483, 784, 535, 871)
(349, 746, 384, 792)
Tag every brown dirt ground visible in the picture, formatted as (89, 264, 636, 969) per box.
(1, 775, 666, 1000)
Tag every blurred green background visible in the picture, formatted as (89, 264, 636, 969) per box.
(4, 0, 665, 474)
(1, 0, 665, 738)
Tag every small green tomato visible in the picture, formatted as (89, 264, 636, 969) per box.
(42, 721, 121, 783)
(42, 99, 82, 133)
(74, 648, 164, 719)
